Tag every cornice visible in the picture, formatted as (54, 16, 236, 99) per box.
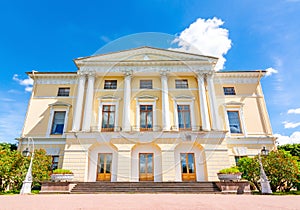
(79, 64, 214, 74)
(35, 75, 78, 84)
(214, 71, 262, 84)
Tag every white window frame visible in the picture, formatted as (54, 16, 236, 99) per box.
(47, 102, 70, 137)
(135, 95, 158, 131)
(172, 96, 196, 131)
(97, 96, 120, 132)
(224, 102, 247, 137)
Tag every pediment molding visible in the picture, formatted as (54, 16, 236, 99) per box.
(135, 94, 158, 101)
(49, 101, 72, 107)
(173, 95, 195, 101)
(97, 95, 122, 101)
(75, 46, 218, 65)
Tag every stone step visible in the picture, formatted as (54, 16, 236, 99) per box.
(70, 182, 221, 194)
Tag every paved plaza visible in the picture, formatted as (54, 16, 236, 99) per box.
(0, 194, 299, 210)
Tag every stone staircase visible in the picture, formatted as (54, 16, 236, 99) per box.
(70, 182, 221, 194)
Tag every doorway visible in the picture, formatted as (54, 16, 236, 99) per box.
(180, 153, 196, 181)
(97, 153, 112, 181)
(139, 153, 154, 181)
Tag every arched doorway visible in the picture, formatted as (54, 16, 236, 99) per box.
(88, 143, 118, 182)
(131, 143, 162, 182)
(174, 142, 207, 182)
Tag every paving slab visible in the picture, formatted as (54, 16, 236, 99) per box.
(0, 194, 299, 210)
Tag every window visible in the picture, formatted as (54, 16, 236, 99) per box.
(234, 156, 247, 166)
(104, 80, 117, 89)
(57, 87, 70, 96)
(51, 156, 59, 170)
(51, 111, 66, 134)
(175, 80, 188, 89)
(223, 87, 236, 95)
(140, 80, 153, 89)
(140, 105, 153, 131)
(227, 111, 242, 133)
(177, 105, 191, 130)
(102, 105, 115, 131)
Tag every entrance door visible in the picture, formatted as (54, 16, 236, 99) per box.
(180, 153, 196, 181)
(139, 153, 154, 181)
(97, 153, 112, 181)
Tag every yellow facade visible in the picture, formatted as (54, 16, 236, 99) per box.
(18, 47, 276, 182)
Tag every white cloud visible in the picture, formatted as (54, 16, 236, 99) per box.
(265, 67, 278, 76)
(13, 74, 33, 92)
(275, 132, 300, 145)
(283, 121, 300, 129)
(287, 108, 300, 114)
(172, 17, 232, 70)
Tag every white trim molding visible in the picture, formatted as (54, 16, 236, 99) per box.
(172, 95, 196, 131)
(47, 102, 71, 137)
(97, 96, 121, 132)
(223, 101, 247, 137)
(135, 95, 158, 131)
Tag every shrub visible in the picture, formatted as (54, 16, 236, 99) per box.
(218, 166, 241, 174)
(52, 169, 73, 174)
(238, 150, 299, 192)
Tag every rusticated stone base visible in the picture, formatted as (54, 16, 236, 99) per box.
(40, 182, 76, 194)
(215, 181, 251, 194)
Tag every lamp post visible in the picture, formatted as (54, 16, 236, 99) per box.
(20, 137, 35, 194)
(258, 146, 272, 194)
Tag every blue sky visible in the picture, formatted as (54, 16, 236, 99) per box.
(0, 0, 299, 144)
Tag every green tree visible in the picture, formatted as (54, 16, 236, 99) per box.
(238, 150, 299, 192)
(238, 157, 260, 190)
(0, 145, 52, 192)
(31, 149, 52, 187)
(0, 144, 26, 191)
(278, 144, 300, 158)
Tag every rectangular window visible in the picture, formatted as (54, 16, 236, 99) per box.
(51, 111, 66, 134)
(57, 87, 70, 96)
(235, 156, 247, 166)
(102, 105, 115, 131)
(140, 80, 153, 89)
(223, 87, 236, 95)
(227, 111, 242, 133)
(51, 156, 59, 170)
(140, 105, 153, 131)
(104, 80, 117, 89)
(177, 105, 191, 130)
(175, 80, 189, 89)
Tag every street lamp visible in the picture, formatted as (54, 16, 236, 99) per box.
(258, 146, 272, 194)
(20, 137, 35, 194)
(261, 146, 269, 156)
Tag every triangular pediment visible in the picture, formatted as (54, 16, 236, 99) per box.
(74, 46, 218, 66)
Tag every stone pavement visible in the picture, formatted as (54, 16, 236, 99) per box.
(0, 194, 299, 210)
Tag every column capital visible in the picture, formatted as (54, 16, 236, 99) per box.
(160, 70, 169, 77)
(87, 71, 96, 77)
(124, 71, 132, 77)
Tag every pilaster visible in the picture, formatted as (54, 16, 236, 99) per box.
(122, 71, 132, 131)
(160, 71, 171, 131)
(82, 72, 95, 132)
(207, 73, 221, 130)
(72, 73, 86, 131)
(197, 73, 211, 131)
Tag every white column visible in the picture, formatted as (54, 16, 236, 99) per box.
(161, 72, 171, 131)
(72, 73, 86, 131)
(122, 72, 132, 131)
(82, 72, 95, 132)
(197, 74, 211, 131)
(207, 73, 221, 130)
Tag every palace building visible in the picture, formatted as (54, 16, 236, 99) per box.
(18, 46, 276, 182)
